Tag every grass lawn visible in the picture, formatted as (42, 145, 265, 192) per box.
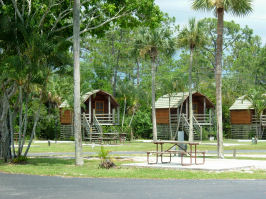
(25, 140, 266, 155)
(1, 158, 266, 179)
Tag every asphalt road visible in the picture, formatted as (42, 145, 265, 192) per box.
(0, 173, 266, 199)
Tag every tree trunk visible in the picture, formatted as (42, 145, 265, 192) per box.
(24, 106, 41, 157)
(18, 85, 23, 156)
(216, 8, 224, 159)
(151, 57, 157, 141)
(189, 48, 194, 142)
(73, 0, 84, 166)
(122, 96, 126, 129)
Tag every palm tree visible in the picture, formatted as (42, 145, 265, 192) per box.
(73, 0, 84, 166)
(177, 18, 206, 142)
(192, 0, 253, 158)
(136, 26, 175, 141)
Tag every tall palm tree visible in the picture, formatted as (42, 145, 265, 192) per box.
(192, 0, 253, 158)
(136, 26, 175, 141)
(177, 18, 206, 142)
(73, 0, 84, 166)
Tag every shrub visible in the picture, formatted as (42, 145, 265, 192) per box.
(11, 156, 28, 164)
(98, 146, 115, 169)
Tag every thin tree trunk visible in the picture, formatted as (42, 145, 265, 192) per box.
(151, 57, 157, 141)
(9, 109, 16, 159)
(122, 96, 126, 129)
(24, 106, 41, 157)
(18, 85, 23, 156)
(20, 97, 29, 155)
(216, 8, 224, 159)
(189, 48, 194, 142)
(73, 0, 83, 166)
(112, 29, 122, 97)
(174, 92, 185, 140)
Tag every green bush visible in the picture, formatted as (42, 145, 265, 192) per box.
(11, 156, 28, 164)
(131, 110, 152, 139)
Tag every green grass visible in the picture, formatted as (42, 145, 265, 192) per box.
(1, 158, 266, 179)
(25, 140, 266, 155)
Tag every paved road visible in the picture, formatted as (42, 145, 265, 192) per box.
(0, 173, 266, 199)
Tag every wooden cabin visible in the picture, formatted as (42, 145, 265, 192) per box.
(59, 90, 120, 140)
(155, 92, 215, 140)
(230, 95, 266, 139)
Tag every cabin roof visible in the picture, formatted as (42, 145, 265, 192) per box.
(59, 90, 118, 108)
(155, 91, 214, 109)
(229, 95, 259, 110)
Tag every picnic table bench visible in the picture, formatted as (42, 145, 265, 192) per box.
(147, 141, 206, 166)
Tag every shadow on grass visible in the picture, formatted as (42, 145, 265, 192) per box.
(27, 158, 75, 166)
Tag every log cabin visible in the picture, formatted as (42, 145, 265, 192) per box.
(59, 90, 120, 140)
(155, 91, 215, 140)
(230, 95, 266, 139)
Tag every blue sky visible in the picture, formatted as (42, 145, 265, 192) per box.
(155, 0, 266, 45)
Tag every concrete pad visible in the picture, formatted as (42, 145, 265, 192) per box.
(122, 156, 266, 171)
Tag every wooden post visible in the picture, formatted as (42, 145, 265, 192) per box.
(89, 97, 91, 123)
(108, 96, 111, 122)
(186, 99, 188, 119)
(117, 107, 120, 125)
(93, 109, 95, 121)
(203, 97, 206, 122)
(112, 108, 115, 124)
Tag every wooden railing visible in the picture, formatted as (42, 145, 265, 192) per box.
(193, 115, 202, 141)
(94, 113, 115, 124)
(252, 115, 266, 126)
(171, 113, 213, 125)
(194, 114, 212, 124)
(93, 115, 102, 134)
(82, 113, 118, 125)
(262, 115, 266, 126)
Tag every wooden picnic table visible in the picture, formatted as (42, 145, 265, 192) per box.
(147, 140, 205, 166)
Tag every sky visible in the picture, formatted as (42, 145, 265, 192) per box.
(155, 0, 266, 45)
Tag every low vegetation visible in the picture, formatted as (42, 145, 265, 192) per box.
(0, 158, 266, 179)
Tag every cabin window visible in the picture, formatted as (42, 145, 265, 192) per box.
(95, 101, 104, 114)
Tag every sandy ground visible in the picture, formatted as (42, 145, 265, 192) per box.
(123, 156, 266, 171)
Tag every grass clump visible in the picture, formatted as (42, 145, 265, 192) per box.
(11, 156, 28, 164)
(98, 146, 115, 169)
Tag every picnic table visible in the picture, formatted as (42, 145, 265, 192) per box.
(147, 140, 205, 166)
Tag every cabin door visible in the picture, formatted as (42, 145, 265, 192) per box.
(95, 101, 104, 114)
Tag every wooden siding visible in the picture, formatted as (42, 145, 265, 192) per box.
(60, 109, 72, 124)
(230, 110, 252, 124)
(156, 109, 169, 124)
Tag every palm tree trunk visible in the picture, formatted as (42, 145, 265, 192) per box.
(73, 0, 83, 166)
(151, 57, 157, 141)
(216, 8, 224, 159)
(189, 48, 194, 142)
